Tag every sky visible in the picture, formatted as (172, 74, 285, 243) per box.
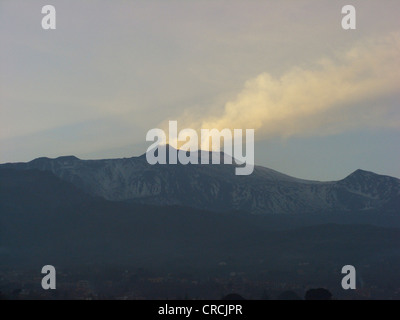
(1, 0, 399, 180)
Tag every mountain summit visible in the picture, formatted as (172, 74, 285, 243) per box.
(144, 144, 239, 165)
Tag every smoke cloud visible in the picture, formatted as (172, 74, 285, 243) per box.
(170, 33, 400, 149)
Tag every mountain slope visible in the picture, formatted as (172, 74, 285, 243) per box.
(1, 168, 399, 288)
(1, 150, 399, 214)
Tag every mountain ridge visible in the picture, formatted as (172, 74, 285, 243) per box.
(1, 149, 399, 214)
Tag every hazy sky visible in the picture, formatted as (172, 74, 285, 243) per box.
(1, 0, 399, 180)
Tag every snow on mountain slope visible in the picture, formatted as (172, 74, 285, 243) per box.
(1, 151, 399, 214)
